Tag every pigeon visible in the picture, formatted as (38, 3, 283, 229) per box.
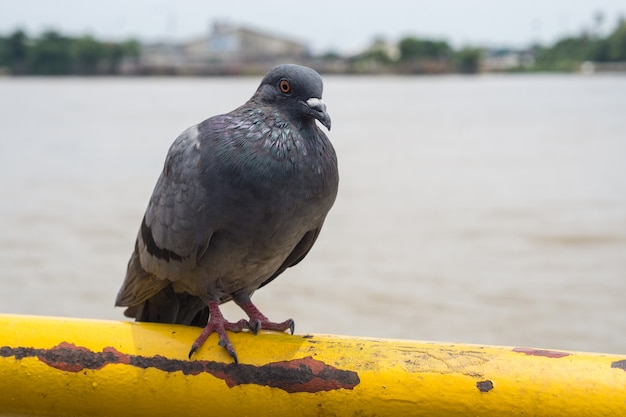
(115, 64, 338, 364)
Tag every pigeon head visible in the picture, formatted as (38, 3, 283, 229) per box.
(254, 64, 331, 131)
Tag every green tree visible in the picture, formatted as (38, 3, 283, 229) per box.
(6, 30, 29, 74)
(321, 50, 341, 60)
(398, 37, 451, 61)
(29, 30, 73, 75)
(73, 35, 104, 74)
(108, 39, 140, 73)
(534, 36, 595, 70)
(454, 47, 482, 73)
(607, 18, 626, 61)
(0, 29, 140, 75)
(0, 35, 6, 67)
(95, 39, 140, 74)
(588, 39, 609, 62)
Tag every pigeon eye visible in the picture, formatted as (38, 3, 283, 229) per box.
(279, 79, 292, 94)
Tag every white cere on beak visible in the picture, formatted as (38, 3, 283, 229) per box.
(306, 98, 325, 110)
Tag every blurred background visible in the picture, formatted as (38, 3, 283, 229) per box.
(1, 1, 625, 354)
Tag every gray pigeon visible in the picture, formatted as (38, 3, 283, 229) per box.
(115, 64, 338, 363)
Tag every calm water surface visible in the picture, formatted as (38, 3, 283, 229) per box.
(1, 74, 625, 354)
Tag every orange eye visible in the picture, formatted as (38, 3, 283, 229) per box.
(279, 79, 292, 93)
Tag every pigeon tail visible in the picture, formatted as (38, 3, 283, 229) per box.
(125, 284, 209, 327)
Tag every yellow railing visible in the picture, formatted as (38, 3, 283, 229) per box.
(1, 313, 625, 416)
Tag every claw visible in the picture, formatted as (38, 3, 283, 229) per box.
(234, 297, 296, 335)
(188, 345, 198, 359)
(248, 319, 261, 335)
(218, 337, 239, 364)
(189, 300, 245, 363)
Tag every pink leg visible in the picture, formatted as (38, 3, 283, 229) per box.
(189, 300, 247, 363)
(234, 296, 295, 335)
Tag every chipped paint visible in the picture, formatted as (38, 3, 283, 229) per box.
(476, 380, 494, 393)
(512, 347, 571, 358)
(611, 360, 626, 371)
(3, 314, 626, 417)
(0, 342, 359, 393)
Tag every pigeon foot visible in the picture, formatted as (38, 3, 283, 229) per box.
(189, 300, 247, 363)
(234, 297, 295, 336)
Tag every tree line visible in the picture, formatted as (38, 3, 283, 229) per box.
(533, 17, 626, 71)
(347, 16, 626, 74)
(346, 37, 482, 74)
(0, 30, 139, 75)
(1, 16, 625, 76)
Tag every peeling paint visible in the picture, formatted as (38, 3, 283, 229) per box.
(476, 380, 494, 393)
(0, 343, 359, 393)
(512, 347, 571, 358)
(611, 360, 626, 371)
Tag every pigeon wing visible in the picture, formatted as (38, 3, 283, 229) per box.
(140, 125, 215, 279)
(116, 124, 217, 306)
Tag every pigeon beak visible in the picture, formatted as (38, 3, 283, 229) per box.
(306, 98, 332, 131)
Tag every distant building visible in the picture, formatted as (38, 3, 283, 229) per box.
(480, 49, 535, 72)
(137, 21, 310, 75)
(206, 22, 309, 62)
(139, 42, 185, 69)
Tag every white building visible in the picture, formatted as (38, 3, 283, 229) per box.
(139, 22, 310, 74)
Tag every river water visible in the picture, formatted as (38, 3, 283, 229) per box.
(1, 74, 625, 354)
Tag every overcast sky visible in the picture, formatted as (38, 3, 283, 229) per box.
(2, 0, 625, 53)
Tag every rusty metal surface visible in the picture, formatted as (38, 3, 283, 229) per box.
(1, 314, 626, 416)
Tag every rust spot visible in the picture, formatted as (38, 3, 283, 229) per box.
(40, 342, 124, 372)
(512, 347, 571, 358)
(611, 360, 626, 371)
(476, 380, 494, 393)
(0, 343, 124, 372)
(0, 343, 359, 394)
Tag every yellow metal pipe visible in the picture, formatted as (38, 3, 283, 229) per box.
(1, 313, 625, 416)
